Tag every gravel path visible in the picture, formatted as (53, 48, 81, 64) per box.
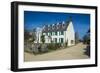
(24, 43, 89, 62)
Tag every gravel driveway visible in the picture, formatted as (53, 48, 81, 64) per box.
(24, 43, 89, 62)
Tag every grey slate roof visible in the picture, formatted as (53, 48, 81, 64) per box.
(42, 21, 71, 33)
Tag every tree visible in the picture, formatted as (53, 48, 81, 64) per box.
(31, 28, 36, 43)
(83, 29, 90, 57)
(31, 33, 36, 43)
(41, 34, 45, 44)
(75, 31, 80, 44)
(83, 29, 90, 44)
(24, 28, 36, 43)
(24, 29, 30, 42)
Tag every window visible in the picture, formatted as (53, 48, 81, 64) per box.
(61, 38, 64, 43)
(53, 38, 57, 43)
(59, 31, 60, 35)
(55, 38, 57, 43)
(48, 32, 51, 36)
(55, 32, 56, 35)
(59, 38, 60, 43)
(61, 31, 64, 35)
(59, 38, 64, 43)
(55, 31, 57, 35)
(50, 32, 52, 36)
(59, 31, 64, 35)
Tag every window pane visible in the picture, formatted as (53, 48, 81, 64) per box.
(55, 32, 57, 35)
(51, 32, 52, 36)
(61, 31, 64, 35)
(61, 38, 63, 43)
(59, 38, 60, 43)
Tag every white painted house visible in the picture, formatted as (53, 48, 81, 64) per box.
(35, 19, 75, 46)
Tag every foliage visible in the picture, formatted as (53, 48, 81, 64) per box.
(83, 35, 90, 44)
(24, 29, 36, 43)
(65, 41, 68, 47)
(47, 43, 61, 50)
(24, 29, 30, 41)
(41, 34, 45, 44)
(83, 29, 90, 57)
(83, 29, 90, 44)
(75, 31, 80, 44)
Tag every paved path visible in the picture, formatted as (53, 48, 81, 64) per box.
(24, 43, 89, 62)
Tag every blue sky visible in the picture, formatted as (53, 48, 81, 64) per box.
(24, 11, 90, 39)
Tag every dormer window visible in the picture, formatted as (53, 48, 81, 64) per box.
(62, 21, 65, 28)
(57, 22, 59, 29)
(54, 24, 56, 29)
(52, 24, 55, 29)
(43, 26, 45, 31)
(63, 24, 65, 28)
(50, 25, 52, 30)
(62, 21, 65, 24)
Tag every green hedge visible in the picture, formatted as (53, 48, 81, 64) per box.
(47, 43, 62, 50)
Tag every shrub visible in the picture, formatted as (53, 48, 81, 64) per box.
(55, 43, 61, 49)
(47, 43, 55, 50)
(47, 43, 61, 50)
(41, 34, 45, 44)
(65, 42, 68, 47)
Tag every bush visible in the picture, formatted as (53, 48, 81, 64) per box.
(65, 42, 68, 47)
(84, 45, 90, 57)
(47, 43, 54, 50)
(47, 43, 61, 50)
(55, 43, 61, 49)
(40, 44, 48, 53)
(24, 42, 33, 53)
